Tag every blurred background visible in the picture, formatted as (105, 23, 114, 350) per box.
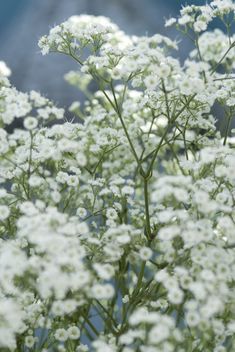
(0, 0, 205, 108)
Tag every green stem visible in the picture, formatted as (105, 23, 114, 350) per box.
(133, 262, 146, 297)
(143, 176, 152, 241)
(213, 76, 235, 81)
(109, 81, 141, 169)
(81, 311, 99, 336)
(223, 110, 233, 145)
(194, 36, 207, 83)
(211, 40, 235, 74)
(96, 300, 117, 331)
(146, 94, 196, 175)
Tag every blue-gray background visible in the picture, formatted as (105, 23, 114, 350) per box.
(0, 0, 205, 108)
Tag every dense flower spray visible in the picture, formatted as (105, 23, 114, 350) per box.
(0, 1, 235, 351)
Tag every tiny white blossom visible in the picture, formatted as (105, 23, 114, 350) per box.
(165, 17, 176, 27)
(25, 336, 35, 348)
(0, 61, 11, 77)
(0, 205, 10, 220)
(67, 326, 80, 340)
(54, 328, 69, 342)
(139, 247, 153, 261)
(23, 116, 38, 130)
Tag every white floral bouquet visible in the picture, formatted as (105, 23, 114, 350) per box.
(0, 1, 235, 351)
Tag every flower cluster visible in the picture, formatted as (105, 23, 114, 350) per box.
(0, 0, 235, 351)
(166, 0, 235, 33)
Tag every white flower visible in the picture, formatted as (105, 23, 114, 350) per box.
(54, 328, 69, 342)
(178, 14, 193, 25)
(189, 282, 207, 300)
(0, 205, 10, 220)
(51, 191, 61, 203)
(158, 225, 180, 241)
(106, 208, 118, 220)
(93, 263, 115, 280)
(201, 296, 223, 318)
(185, 310, 200, 327)
(56, 171, 69, 184)
(165, 17, 176, 27)
(194, 20, 207, 32)
(91, 283, 115, 299)
(139, 247, 152, 261)
(76, 344, 89, 352)
(28, 175, 44, 187)
(158, 62, 171, 78)
(23, 116, 38, 130)
(122, 185, 134, 196)
(67, 326, 80, 340)
(25, 336, 35, 348)
(76, 152, 87, 167)
(155, 269, 169, 283)
(0, 299, 26, 350)
(51, 301, 64, 316)
(77, 222, 89, 235)
(64, 299, 78, 314)
(129, 308, 149, 325)
(0, 8, 234, 351)
(122, 295, 129, 304)
(116, 233, 131, 244)
(67, 175, 79, 187)
(227, 321, 235, 333)
(148, 324, 170, 344)
(76, 207, 87, 218)
(144, 75, 159, 90)
(0, 61, 11, 77)
(167, 287, 184, 305)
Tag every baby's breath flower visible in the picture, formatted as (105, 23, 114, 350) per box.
(148, 324, 170, 344)
(0, 61, 11, 77)
(185, 310, 201, 327)
(165, 17, 176, 27)
(67, 326, 80, 340)
(106, 208, 118, 220)
(0, 205, 10, 220)
(23, 116, 38, 130)
(91, 284, 115, 300)
(93, 263, 115, 280)
(24, 335, 35, 348)
(139, 247, 152, 261)
(167, 287, 184, 305)
(67, 175, 79, 187)
(122, 295, 129, 304)
(54, 328, 68, 342)
(0, 4, 234, 351)
(28, 175, 44, 187)
(76, 207, 87, 218)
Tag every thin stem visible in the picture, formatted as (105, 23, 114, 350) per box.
(213, 76, 235, 81)
(109, 81, 142, 169)
(161, 79, 171, 122)
(211, 40, 235, 74)
(101, 87, 141, 168)
(146, 125, 172, 175)
(223, 109, 233, 145)
(194, 36, 207, 83)
(146, 94, 196, 175)
(224, 243, 235, 249)
(92, 143, 121, 176)
(134, 262, 146, 295)
(96, 300, 117, 329)
(143, 176, 152, 241)
(81, 311, 99, 336)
